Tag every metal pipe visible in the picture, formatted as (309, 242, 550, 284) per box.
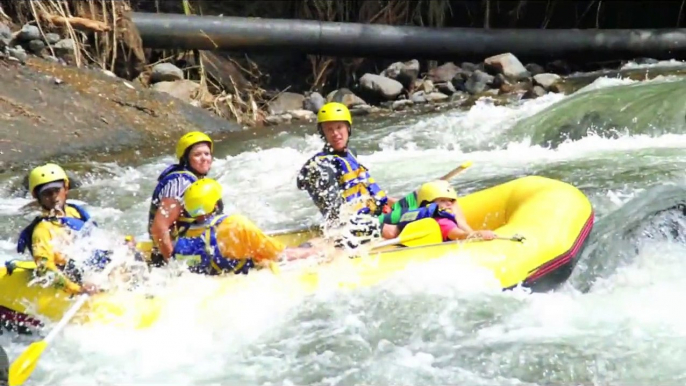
(131, 12, 686, 62)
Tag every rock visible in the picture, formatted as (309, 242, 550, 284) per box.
(7, 46, 27, 64)
(461, 62, 478, 72)
(491, 74, 507, 89)
(525, 63, 546, 76)
(410, 91, 427, 104)
(150, 62, 184, 83)
(18, 24, 40, 42)
(421, 80, 435, 93)
(289, 109, 316, 121)
(525, 85, 547, 99)
(435, 82, 456, 95)
(512, 79, 534, 95)
(391, 99, 414, 110)
(267, 91, 305, 115)
(265, 114, 292, 125)
(349, 104, 373, 116)
(546, 60, 572, 75)
(464, 70, 494, 95)
(533, 73, 561, 90)
(359, 73, 403, 100)
(44, 33, 61, 45)
(484, 53, 530, 81)
(151, 80, 200, 103)
(450, 91, 468, 103)
(451, 76, 467, 92)
(0, 22, 11, 40)
(425, 92, 450, 103)
(428, 62, 461, 83)
(330, 88, 366, 107)
(28, 39, 45, 54)
(53, 39, 76, 56)
(381, 59, 420, 89)
(102, 69, 117, 78)
(0, 38, 10, 51)
(303, 92, 326, 113)
(44, 55, 60, 63)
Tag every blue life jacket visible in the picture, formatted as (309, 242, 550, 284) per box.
(397, 203, 458, 231)
(172, 215, 255, 276)
(148, 164, 198, 240)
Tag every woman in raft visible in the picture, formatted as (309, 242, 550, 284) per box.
(383, 180, 497, 242)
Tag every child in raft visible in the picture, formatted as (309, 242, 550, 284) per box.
(383, 180, 497, 242)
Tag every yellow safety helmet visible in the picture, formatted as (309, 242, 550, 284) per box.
(175, 131, 214, 161)
(417, 180, 459, 206)
(183, 178, 223, 217)
(28, 163, 69, 197)
(317, 102, 352, 136)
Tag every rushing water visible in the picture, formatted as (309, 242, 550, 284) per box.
(3, 61, 686, 385)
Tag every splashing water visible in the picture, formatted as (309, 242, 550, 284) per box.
(2, 73, 686, 385)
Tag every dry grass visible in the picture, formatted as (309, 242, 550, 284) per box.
(4, 0, 145, 78)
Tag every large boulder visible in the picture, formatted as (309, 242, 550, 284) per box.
(267, 92, 305, 115)
(359, 73, 404, 101)
(484, 53, 530, 81)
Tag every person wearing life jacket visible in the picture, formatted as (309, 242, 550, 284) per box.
(15, 163, 107, 295)
(148, 131, 214, 266)
(297, 103, 397, 223)
(172, 178, 324, 275)
(384, 180, 497, 241)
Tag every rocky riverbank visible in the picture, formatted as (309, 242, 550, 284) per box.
(2, 13, 686, 173)
(0, 21, 240, 173)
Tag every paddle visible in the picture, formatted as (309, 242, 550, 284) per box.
(438, 160, 473, 181)
(8, 261, 116, 386)
(370, 217, 443, 250)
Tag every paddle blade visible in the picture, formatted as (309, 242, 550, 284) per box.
(439, 160, 473, 181)
(398, 218, 443, 247)
(9, 341, 48, 386)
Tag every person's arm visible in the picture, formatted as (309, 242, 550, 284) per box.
(151, 176, 193, 260)
(31, 224, 84, 294)
(151, 198, 182, 261)
(297, 157, 344, 221)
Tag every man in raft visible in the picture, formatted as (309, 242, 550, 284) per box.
(15, 163, 111, 295)
(172, 178, 327, 274)
(148, 131, 214, 266)
(384, 180, 496, 241)
(296, 102, 418, 245)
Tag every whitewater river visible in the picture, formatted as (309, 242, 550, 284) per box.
(3, 62, 686, 385)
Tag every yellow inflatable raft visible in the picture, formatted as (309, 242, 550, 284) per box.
(0, 175, 593, 331)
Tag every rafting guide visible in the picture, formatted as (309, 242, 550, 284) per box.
(297, 102, 496, 245)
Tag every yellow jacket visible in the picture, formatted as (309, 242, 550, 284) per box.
(30, 206, 85, 294)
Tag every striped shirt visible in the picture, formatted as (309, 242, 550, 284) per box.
(155, 175, 193, 203)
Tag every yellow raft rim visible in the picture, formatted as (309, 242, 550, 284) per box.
(0, 175, 594, 332)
